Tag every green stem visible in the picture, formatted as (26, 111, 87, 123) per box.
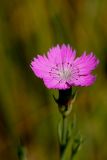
(17, 145, 27, 160)
(60, 115, 68, 159)
(62, 116, 67, 145)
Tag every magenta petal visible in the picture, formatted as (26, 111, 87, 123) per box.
(74, 52, 99, 75)
(74, 75, 96, 86)
(43, 78, 68, 89)
(61, 44, 76, 63)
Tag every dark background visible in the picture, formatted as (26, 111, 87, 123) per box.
(0, 0, 106, 159)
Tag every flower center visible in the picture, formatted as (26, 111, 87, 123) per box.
(59, 68, 71, 80)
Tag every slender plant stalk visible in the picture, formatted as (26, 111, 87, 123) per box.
(62, 115, 67, 145)
(60, 114, 68, 159)
(17, 145, 27, 160)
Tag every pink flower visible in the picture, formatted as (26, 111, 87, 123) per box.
(30, 44, 99, 89)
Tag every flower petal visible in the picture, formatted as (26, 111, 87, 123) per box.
(31, 55, 52, 78)
(74, 52, 99, 75)
(73, 74, 96, 86)
(43, 78, 68, 89)
(61, 44, 76, 64)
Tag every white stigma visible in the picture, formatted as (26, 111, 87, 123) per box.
(59, 68, 71, 80)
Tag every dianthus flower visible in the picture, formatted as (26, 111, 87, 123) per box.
(30, 44, 99, 89)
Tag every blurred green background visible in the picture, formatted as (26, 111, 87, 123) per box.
(0, 0, 107, 159)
